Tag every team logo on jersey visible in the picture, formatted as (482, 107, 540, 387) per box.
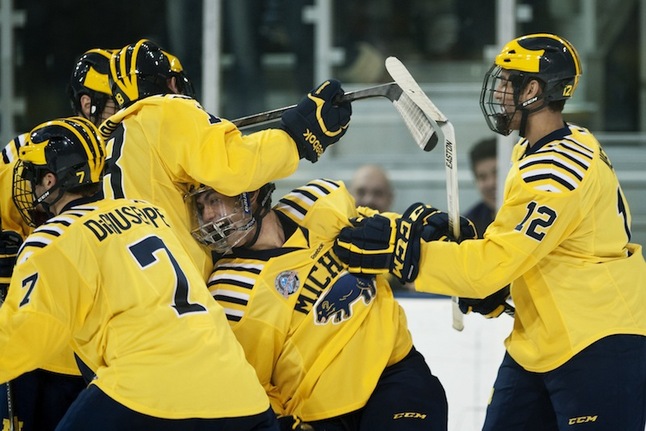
(275, 271, 300, 298)
(314, 273, 376, 325)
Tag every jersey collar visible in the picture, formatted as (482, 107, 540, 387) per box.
(524, 122, 571, 156)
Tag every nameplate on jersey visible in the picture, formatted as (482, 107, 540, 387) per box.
(83, 204, 171, 241)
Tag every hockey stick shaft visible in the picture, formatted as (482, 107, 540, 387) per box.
(231, 82, 439, 153)
(5, 382, 15, 431)
(231, 83, 401, 129)
(0, 294, 16, 431)
(0, 215, 15, 430)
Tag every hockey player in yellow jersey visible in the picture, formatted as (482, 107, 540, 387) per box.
(1, 48, 117, 237)
(101, 39, 352, 279)
(0, 116, 279, 431)
(186, 180, 449, 431)
(0, 48, 118, 431)
(333, 34, 646, 430)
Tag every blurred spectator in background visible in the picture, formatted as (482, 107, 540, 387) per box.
(349, 164, 394, 213)
(465, 137, 497, 237)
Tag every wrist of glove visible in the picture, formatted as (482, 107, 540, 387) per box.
(0, 230, 23, 297)
(334, 203, 441, 283)
(280, 79, 352, 163)
(458, 285, 510, 318)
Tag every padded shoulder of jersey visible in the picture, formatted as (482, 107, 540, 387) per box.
(1, 133, 28, 166)
(16, 205, 99, 265)
(274, 179, 357, 237)
(100, 94, 205, 138)
(517, 128, 596, 193)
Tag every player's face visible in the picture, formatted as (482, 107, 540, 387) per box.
(192, 188, 254, 253)
(195, 189, 237, 224)
(494, 70, 515, 113)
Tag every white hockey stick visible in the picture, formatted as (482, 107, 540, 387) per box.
(231, 82, 440, 153)
(385, 57, 516, 326)
(384, 57, 466, 331)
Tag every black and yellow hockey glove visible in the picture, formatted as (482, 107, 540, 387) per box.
(458, 285, 510, 318)
(419, 210, 478, 243)
(0, 230, 23, 299)
(281, 79, 352, 162)
(334, 203, 440, 283)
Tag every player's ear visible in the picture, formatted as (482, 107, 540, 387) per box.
(42, 172, 58, 189)
(525, 79, 542, 98)
(79, 94, 92, 118)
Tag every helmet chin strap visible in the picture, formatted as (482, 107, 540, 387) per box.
(242, 214, 263, 249)
(518, 109, 529, 137)
(236, 185, 275, 250)
(517, 95, 547, 138)
(34, 183, 65, 219)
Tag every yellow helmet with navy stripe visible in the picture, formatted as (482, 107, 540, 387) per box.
(13, 117, 106, 226)
(109, 39, 194, 108)
(68, 48, 116, 124)
(495, 33, 582, 102)
(163, 50, 195, 98)
(480, 33, 583, 135)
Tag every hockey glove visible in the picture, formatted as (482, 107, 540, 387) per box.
(334, 203, 440, 283)
(0, 230, 23, 298)
(281, 79, 352, 162)
(458, 285, 510, 318)
(420, 211, 478, 243)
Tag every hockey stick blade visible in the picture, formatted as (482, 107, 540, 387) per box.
(231, 82, 439, 152)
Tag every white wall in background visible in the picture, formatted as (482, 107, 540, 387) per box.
(398, 297, 513, 431)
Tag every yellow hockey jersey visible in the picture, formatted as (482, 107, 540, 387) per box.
(208, 179, 413, 421)
(0, 197, 269, 419)
(99, 95, 300, 278)
(416, 124, 646, 371)
(1, 134, 82, 377)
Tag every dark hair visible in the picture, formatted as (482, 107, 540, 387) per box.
(68, 182, 102, 197)
(469, 137, 497, 173)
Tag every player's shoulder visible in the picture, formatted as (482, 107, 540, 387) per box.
(1, 132, 28, 166)
(17, 202, 101, 264)
(517, 124, 598, 193)
(274, 178, 355, 224)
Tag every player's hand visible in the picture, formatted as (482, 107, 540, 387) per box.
(333, 213, 395, 276)
(281, 79, 352, 162)
(420, 211, 478, 243)
(0, 230, 23, 298)
(458, 285, 510, 318)
(334, 203, 439, 283)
